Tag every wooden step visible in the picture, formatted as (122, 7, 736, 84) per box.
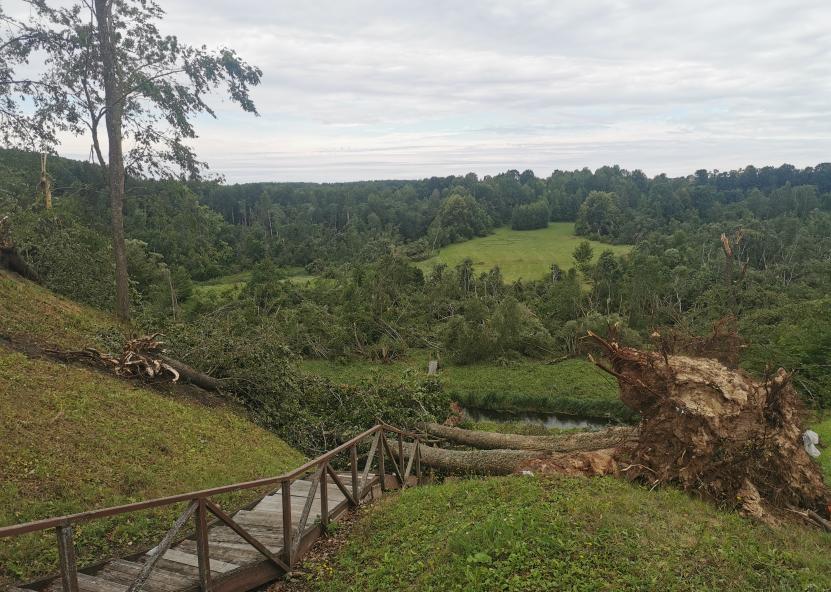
(100, 559, 195, 592)
(176, 539, 261, 567)
(161, 549, 238, 574)
(76, 573, 127, 592)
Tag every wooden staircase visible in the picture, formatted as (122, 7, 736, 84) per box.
(2, 424, 423, 592)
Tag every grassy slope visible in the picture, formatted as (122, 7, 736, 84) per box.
(0, 271, 306, 584)
(310, 476, 831, 592)
(302, 353, 631, 420)
(417, 223, 630, 282)
(0, 268, 122, 350)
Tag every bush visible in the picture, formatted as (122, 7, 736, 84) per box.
(511, 201, 549, 230)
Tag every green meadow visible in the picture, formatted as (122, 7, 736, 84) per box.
(417, 223, 631, 282)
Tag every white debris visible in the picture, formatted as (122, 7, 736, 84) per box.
(802, 430, 821, 458)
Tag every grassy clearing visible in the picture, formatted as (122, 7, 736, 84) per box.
(0, 347, 305, 585)
(417, 223, 631, 282)
(302, 354, 632, 421)
(307, 476, 831, 592)
(192, 267, 315, 299)
(0, 269, 123, 350)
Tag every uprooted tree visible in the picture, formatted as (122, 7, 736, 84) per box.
(413, 328, 830, 528)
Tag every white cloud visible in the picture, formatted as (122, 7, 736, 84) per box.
(20, 0, 831, 181)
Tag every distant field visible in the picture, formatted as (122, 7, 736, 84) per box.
(417, 223, 630, 281)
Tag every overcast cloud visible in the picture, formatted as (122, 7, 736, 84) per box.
(25, 0, 831, 181)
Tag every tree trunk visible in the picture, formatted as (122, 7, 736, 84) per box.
(419, 422, 635, 452)
(401, 442, 541, 475)
(399, 442, 619, 477)
(94, 0, 130, 322)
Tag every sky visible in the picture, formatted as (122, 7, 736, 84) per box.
(10, 0, 831, 182)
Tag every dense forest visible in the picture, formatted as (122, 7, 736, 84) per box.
(2, 148, 831, 419)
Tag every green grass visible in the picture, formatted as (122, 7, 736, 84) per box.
(0, 269, 123, 350)
(417, 223, 631, 282)
(811, 414, 831, 481)
(0, 347, 305, 585)
(302, 353, 633, 421)
(308, 476, 831, 592)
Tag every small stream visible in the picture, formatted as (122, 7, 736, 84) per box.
(461, 406, 612, 430)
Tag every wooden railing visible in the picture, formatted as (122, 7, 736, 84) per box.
(0, 423, 424, 592)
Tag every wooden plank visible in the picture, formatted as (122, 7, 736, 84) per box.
(177, 540, 260, 567)
(106, 560, 194, 590)
(75, 573, 126, 592)
(161, 550, 237, 574)
(96, 566, 177, 592)
(151, 558, 200, 579)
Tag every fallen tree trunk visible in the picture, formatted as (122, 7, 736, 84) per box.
(157, 354, 224, 392)
(420, 422, 635, 451)
(402, 442, 541, 475)
(399, 442, 619, 477)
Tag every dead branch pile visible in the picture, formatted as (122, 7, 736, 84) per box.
(50, 334, 181, 382)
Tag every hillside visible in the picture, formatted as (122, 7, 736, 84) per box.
(0, 271, 305, 585)
(416, 223, 631, 282)
(303, 476, 831, 591)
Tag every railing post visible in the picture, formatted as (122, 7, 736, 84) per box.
(415, 439, 422, 485)
(320, 465, 329, 528)
(56, 524, 79, 592)
(397, 433, 404, 485)
(350, 444, 359, 505)
(281, 479, 293, 566)
(378, 432, 386, 493)
(195, 498, 212, 592)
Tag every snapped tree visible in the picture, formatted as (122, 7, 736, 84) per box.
(0, 0, 261, 320)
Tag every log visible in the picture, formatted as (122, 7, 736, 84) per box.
(419, 422, 635, 451)
(158, 355, 224, 392)
(400, 442, 540, 475)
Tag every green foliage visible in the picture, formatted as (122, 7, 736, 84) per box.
(165, 307, 449, 454)
(575, 190, 622, 237)
(8, 208, 116, 309)
(309, 476, 831, 591)
(427, 189, 491, 248)
(510, 200, 549, 230)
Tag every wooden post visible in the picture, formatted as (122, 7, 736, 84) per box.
(415, 440, 422, 485)
(350, 444, 359, 505)
(195, 499, 211, 592)
(397, 435, 406, 483)
(320, 466, 329, 528)
(281, 480, 293, 566)
(56, 525, 79, 592)
(378, 432, 386, 493)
